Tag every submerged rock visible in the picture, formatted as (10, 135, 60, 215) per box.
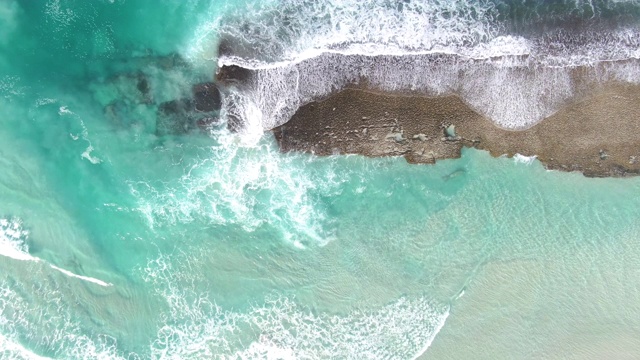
(136, 75, 150, 97)
(157, 99, 195, 135)
(196, 117, 222, 132)
(155, 81, 223, 136)
(92, 51, 224, 136)
(157, 93, 222, 135)
(156, 52, 189, 71)
(192, 82, 221, 112)
(443, 169, 466, 181)
(159, 98, 194, 116)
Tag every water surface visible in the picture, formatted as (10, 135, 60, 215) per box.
(2, 1, 640, 359)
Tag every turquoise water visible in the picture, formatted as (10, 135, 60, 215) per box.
(2, 1, 640, 359)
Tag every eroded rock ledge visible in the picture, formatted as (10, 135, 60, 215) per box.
(272, 85, 640, 177)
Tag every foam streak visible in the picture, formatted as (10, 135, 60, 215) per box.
(1, 218, 112, 287)
(49, 265, 113, 287)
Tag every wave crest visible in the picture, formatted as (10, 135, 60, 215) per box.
(143, 254, 450, 359)
(201, 0, 640, 131)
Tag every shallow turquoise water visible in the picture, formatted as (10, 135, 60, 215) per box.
(2, 1, 640, 359)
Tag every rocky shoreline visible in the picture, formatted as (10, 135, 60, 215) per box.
(271, 84, 640, 177)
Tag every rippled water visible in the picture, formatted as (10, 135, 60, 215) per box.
(2, 1, 640, 359)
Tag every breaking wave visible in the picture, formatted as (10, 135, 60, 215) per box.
(513, 153, 538, 165)
(0, 218, 112, 286)
(209, 0, 640, 67)
(128, 130, 345, 248)
(191, 0, 640, 131)
(143, 254, 450, 359)
(0, 218, 33, 262)
(0, 281, 126, 359)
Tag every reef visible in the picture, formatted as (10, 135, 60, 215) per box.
(214, 33, 640, 178)
(269, 85, 640, 177)
(97, 53, 223, 136)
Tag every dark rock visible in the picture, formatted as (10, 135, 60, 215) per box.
(217, 38, 235, 58)
(104, 100, 126, 126)
(192, 82, 221, 112)
(216, 65, 252, 86)
(226, 114, 244, 133)
(272, 89, 470, 163)
(157, 53, 188, 70)
(217, 37, 257, 62)
(157, 99, 195, 135)
(137, 76, 150, 96)
(443, 169, 466, 181)
(197, 117, 221, 130)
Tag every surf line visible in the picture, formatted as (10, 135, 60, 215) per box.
(0, 249, 113, 287)
(48, 264, 113, 287)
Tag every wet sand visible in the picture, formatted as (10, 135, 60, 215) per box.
(272, 84, 640, 177)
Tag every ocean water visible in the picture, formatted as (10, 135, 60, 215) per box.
(1, 1, 640, 359)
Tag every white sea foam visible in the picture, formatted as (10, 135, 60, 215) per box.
(221, 51, 640, 132)
(0, 332, 52, 360)
(58, 105, 103, 164)
(230, 297, 449, 360)
(81, 145, 102, 164)
(215, 34, 535, 72)
(186, 0, 640, 132)
(48, 265, 113, 287)
(0, 281, 125, 360)
(513, 153, 538, 165)
(36, 98, 57, 107)
(0, 76, 24, 99)
(129, 130, 343, 248)
(208, 0, 640, 68)
(143, 255, 449, 359)
(218, 51, 588, 131)
(0, 218, 36, 262)
(0, 218, 112, 287)
(45, 0, 77, 28)
(206, 0, 503, 66)
(58, 106, 73, 115)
